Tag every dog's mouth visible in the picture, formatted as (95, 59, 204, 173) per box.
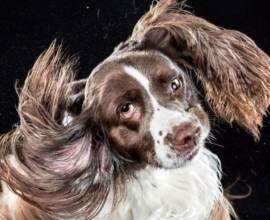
(176, 135, 201, 158)
(182, 145, 200, 161)
(169, 141, 200, 163)
(154, 140, 202, 169)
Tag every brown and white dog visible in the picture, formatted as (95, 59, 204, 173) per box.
(1, 0, 270, 219)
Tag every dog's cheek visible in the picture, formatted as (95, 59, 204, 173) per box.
(110, 126, 131, 147)
(108, 126, 142, 157)
(108, 127, 155, 163)
(140, 133, 157, 164)
(122, 133, 156, 164)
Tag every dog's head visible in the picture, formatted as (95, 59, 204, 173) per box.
(80, 51, 209, 169)
(65, 0, 270, 169)
(1, 0, 270, 218)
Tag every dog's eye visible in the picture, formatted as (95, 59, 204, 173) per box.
(120, 102, 135, 119)
(171, 78, 181, 91)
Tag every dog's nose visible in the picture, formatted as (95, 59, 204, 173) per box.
(165, 123, 201, 151)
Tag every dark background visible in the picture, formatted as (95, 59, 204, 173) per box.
(0, 0, 269, 219)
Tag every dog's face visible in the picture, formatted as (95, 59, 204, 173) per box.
(1, 1, 270, 218)
(84, 51, 209, 168)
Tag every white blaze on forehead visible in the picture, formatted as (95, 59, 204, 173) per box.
(123, 65, 193, 168)
(123, 66, 150, 93)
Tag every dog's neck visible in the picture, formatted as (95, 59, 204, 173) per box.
(95, 147, 222, 220)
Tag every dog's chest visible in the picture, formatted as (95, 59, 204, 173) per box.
(95, 149, 222, 220)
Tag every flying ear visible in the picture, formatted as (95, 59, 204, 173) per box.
(0, 42, 115, 218)
(130, 0, 270, 139)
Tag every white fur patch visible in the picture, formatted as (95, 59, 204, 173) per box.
(0, 179, 19, 220)
(95, 148, 222, 220)
(62, 111, 73, 126)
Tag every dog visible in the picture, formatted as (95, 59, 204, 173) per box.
(1, 0, 270, 219)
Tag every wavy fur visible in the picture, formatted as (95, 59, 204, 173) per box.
(0, 42, 120, 219)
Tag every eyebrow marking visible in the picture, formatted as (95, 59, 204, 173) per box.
(123, 64, 162, 114)
(123, 65, 151, 94)
(123, 65, 167, 110)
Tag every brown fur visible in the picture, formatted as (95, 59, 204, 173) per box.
(0, 43, 121, 219)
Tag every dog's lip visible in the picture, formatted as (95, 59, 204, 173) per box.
(184, 146, 200, 160)
(173, 144, 200, 160)
(172, 138, 199, 151)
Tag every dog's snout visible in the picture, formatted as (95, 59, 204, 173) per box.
(165, 123, 201, 151)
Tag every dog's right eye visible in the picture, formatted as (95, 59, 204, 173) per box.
(120, 102, 136, 119)
(121, 103, 132, 112)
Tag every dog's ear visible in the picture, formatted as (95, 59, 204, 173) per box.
(0, 42, 115, 218)
(130, 0, 270, 139)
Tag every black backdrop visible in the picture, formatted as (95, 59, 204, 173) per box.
(0, 0, 269, 219)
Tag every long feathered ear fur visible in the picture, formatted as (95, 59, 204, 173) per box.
(0, 42, 117, 219)
(129, 0, 270, 139)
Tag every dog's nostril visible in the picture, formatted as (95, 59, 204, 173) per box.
(175, 133, 194, 147)
(182, 135, 194, 146)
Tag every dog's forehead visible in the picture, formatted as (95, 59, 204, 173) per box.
(83, 51, 189, 120)
(90, 51, 179, 85)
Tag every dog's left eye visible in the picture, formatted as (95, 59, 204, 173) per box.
(171, 78, 181, 91)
